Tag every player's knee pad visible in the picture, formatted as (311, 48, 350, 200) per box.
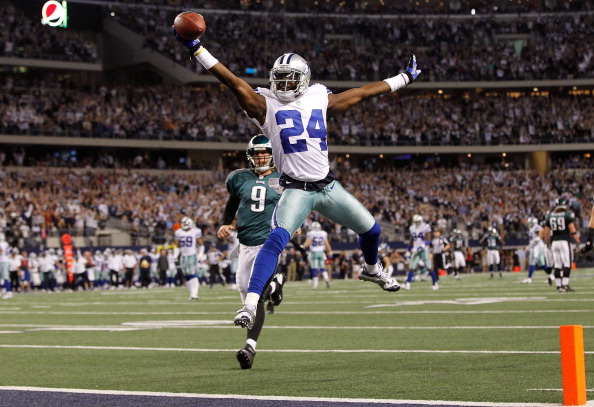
(562, 267, 571, 277)
(554, 268, 562, 279)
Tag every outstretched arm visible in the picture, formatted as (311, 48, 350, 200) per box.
(328, 54, 421, 114)
(172, 28, 266, 124)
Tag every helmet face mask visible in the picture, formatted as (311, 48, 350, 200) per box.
(413, 214, 423, 225)
(247, 134, 274, 174)
(181, 216, 193, 231)
(311, 221, 321, 231)
(527, 217, 538, 228)
(269, 53, 311, 102)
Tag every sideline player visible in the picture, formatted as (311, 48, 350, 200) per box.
(174, 216, 204, 300)
(217, 135, 286, 369)
(449, 229, 466, 279)
(480, 228, 504, 279)
(430, 229, 450, 290)
(544, 198, 580, 292)
(303, 221, 333, 289)
(522, 217, 552, 284)
(172, 30, 420, 329)
(581, 195, 594, 255)
(404, 215, 431, 290)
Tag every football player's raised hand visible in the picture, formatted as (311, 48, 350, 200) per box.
(405, 54, 421, 82)
(172, 26, 202, 52)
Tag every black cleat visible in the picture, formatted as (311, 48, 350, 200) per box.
(269, 273, 285, 306)
(563, 285, 575, 292)
(266, 302, 275, 314)
(236, 345, 256, 369)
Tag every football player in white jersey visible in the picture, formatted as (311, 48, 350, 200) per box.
(522, 217, 552, 284)
(173, 28, 420, 329)
(303, 221, 333, 289)
(174, 216, 204, 300)
(581, 195, 594, 255)
(0, 233, 13, 299)
(404, 215, 431, 290)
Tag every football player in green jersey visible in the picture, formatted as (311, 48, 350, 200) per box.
(217, 135, 285, 369)
(480, 227, 504, 279)
(544, 198, 580, 292)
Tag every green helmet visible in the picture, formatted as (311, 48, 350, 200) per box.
(247, 134, 274, 174)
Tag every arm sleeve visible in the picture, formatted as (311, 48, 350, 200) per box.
(222, 196, 240, 225)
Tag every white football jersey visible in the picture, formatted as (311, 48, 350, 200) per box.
(175, 227, 202, 257)
(0, 241, 9, 262)
(409, 223, 431, 250)
(251, 84, 331, 182)
(528, 224, 542, 242)
(306, 230, 328, 252)
(528, 224, 544, 249)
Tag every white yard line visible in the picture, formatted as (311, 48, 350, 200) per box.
(0, 344, 588, 354)
(0, 386, 579, 406)
(1, 309, 594, 315)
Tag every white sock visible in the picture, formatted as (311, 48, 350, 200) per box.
(246, 338, 257, 350)
(245, 292, 260, 306)
(366, 263, 379, 273)
(191, 278, 199, 297)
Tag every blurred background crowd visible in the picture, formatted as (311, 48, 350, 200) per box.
(0, 0, 592, 270)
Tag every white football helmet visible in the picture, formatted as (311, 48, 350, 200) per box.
(527, 217, 538, 228)
(413, 214, 423, 225)
(247, 134, 274, 174)
(181, 216, 193, 231)
(490, 228, 498, 235)
(269, 53, 311, 102)
(311, 221, 321, 231)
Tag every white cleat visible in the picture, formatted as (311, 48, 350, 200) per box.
(358, 264, 400, 292)
(234, 304, 257, 329)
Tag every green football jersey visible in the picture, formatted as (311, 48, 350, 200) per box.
(545, 210, 575, 242)
(451, 236, 465, 252)
(226, 168, 281, 246)
(480, 233, 502, 250)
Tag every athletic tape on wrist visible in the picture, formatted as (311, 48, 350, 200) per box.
(193, 46, 219, 70)
(384, 73, 410, 92)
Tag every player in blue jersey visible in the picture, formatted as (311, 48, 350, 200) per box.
(217, 135, 286, 369)
(173, 29, 420, 330)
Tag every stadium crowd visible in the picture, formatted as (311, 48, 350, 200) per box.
(5, 2, 594, 81)
(2, 79, 594, 145)
(0, 155, 591, 254)
(105, 0, 593, 14)
(127, 8, 594, 81)
(2, 4, 98, 62)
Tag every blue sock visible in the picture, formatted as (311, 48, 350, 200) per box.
(358, 223, 381, 265)
(430, 271, 438, 284)
(248, 228, 290, 295)
(406, 271, 415, 283)
(528, 265, 536, 278)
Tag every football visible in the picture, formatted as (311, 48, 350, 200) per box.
(173, 11, 206, 41)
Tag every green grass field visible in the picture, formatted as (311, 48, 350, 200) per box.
(1, 269, 594, 405)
